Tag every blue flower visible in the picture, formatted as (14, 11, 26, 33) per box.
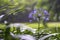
(28, 9, 37, 22)
(38, 14, 41, 17)
(43, 17, 49, 21)
(28, 13, 33, 18)
(33, 9, 37, 14)
(37, 14, 42, 19)
(43, 10, 49, 16)
(28, 9, 37, 18)
(43, 10, 50, 21)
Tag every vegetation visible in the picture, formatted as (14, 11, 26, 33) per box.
(0, 0, 60, 21)
(0, 0, 60, 40)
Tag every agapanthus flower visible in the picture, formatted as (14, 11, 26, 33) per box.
(43, 10, 49, 16)
(28, 9, 37, 18)
(43, 10, 49, 21)
(28, 13, 33, 18)
(33, 9, 37, 14)
(43, 17, 49, 21)
(38, 14, 41, 17)
(28, 9, 37, 22)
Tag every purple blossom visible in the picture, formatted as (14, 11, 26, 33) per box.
(28, 13, 33, 18)
(38, 14, 41, 17)
(37, 14, 42, 19)
(43, 17, 49, 21)
(43, 10, 50, 21)
(28, 9, 37, 22)
(45, 18, 49, 21)
(33, 9, 37, 14)
(28, 9, 37, 18)
(43, 10, 49, 16)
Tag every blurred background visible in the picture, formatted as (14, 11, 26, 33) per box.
(0, 0, 60, 40)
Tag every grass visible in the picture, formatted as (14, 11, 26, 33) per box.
(25, 22, 60, 28)
(0, 22, 60, 29)
(0, 22, 60, 40)
(23, 22, 60, 33)
(0, 22, 60, 33)
(24, 22, 60, 33)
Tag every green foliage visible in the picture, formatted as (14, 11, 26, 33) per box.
(0, 23, 60, 40)
(0, 0, 37, 15)
(0, 0, 60, 21)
